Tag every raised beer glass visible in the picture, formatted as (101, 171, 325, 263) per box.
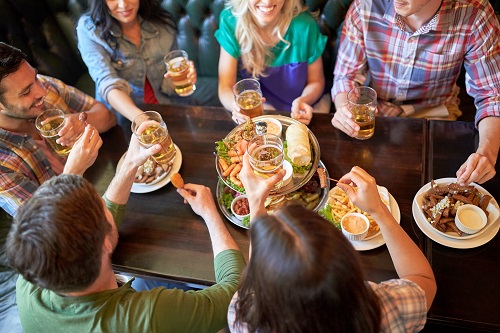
(35, 109, 72, 157)
(131, 111, 176, 170)
(164, 50, 196, 97)
(233, 78, 264, 118)
(247, 133, 284, 192)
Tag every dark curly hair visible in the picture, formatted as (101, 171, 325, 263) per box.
(89, 0, 176, 57)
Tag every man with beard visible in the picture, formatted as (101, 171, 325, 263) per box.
(5, 136, 244, 333)
(331, 0, 500, 185)
(0, 42, 115, 332)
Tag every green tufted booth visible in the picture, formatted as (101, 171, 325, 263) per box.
(1, 0, 354, 109)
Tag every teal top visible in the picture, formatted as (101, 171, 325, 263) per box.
(16, 197, 246, 333)
(215, 9, 327, 110)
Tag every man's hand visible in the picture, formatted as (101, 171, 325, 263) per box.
(331, 102, 359, 137)
(63, 125, 102, 175)
(291, 97, 313, 125)
(456, 152, 496, 185)
(177, 184, 219, 221)
(120, 134, 161, 171)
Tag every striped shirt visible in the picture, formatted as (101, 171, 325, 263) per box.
(227, 278, 427, 333)
(0, 75, 97, 217)
(332, 0, 500, 124)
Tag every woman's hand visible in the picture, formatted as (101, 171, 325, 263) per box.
(291, 97, 313, 125)
(336, 166, 387, 216)
(239, 152, 285, 218)
(57, 113, 86, 146)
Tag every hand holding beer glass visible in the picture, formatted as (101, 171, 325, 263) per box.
(247, 134, 284, 192)
(233, 78, 264, 122)
(164, 50, 196, 97)
(35, 109, 78, 157)
(347, 86, 377, 140)
(131, 111, 176, 170)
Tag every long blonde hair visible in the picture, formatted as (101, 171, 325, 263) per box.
(228, 0, 307, 78)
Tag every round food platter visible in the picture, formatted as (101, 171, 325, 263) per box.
(215, 115, 321, 197)
(217, 160, 331, 229)
(412, 178, 500, 249)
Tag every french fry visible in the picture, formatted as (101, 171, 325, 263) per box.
(327, 187, 381, 237)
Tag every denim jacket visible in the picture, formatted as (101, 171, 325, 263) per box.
(76, 15, 177, 108)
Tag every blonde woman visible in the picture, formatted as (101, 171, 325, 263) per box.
(215, 0, 328, 125)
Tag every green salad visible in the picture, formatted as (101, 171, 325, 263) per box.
(318, 203, 341, 230)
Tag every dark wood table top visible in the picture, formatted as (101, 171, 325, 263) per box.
(85, 105, 499, 332)
(422, 121, 500, 332)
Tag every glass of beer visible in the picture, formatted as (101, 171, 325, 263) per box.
(164, 50, 196, 97)
(131, 111, 176, 170)
(247, 134, 284, 192)
(35, 109, 72, 157)
(347, 86, 377, 140)
(233, 78, 264, 118)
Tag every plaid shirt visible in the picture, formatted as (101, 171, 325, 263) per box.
(332, 0, 500, 124)
(227, 279, 426, 333)
(0, 75, 96, 217)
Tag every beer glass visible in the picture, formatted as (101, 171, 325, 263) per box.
(131, 111, 176, 169)
(233, 78, 264, 118)
(247, 134, 284, 192)
(164, 50, 196, 97)
(35, 109, 72, 157)
(347, 86, 377, 140)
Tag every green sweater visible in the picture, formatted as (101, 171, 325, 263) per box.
(16, 198, 245, 333)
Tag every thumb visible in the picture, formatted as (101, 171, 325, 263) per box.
(148, 144, 162, 155)
(336, 182, 356, 197)
(176, 188, 191, 203)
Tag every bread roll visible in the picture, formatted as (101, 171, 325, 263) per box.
(286, 123, 311, 166)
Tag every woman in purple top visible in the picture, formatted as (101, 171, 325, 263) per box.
(215, 0, 328, 125)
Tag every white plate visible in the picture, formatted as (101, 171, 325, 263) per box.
(282, 160, 293, 186)
(124, 144, 182, 194)
(350, 190, 401, 251)
(412, 178, 500, 249)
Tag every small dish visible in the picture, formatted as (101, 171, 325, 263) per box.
(282, 160, 293, 186)
(341, 213, 369, 241)
(231, 195, 250, 220)
(260, 117, 282, 137)
(455, 204, 487, 235)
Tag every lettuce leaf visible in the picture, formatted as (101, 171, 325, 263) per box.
(318, 204, 341, 230)
(215, 141, 231, 164)
(220, 190, 234, 211)
(241, 216, 250, 228)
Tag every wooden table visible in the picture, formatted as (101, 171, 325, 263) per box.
(85, 105, 499, 332)
(421, 121, 500, 333)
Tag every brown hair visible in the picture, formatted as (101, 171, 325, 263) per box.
(0, 42, 27, 96)
(234, 204, 381, 333)
(6, 174, 111, 293)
